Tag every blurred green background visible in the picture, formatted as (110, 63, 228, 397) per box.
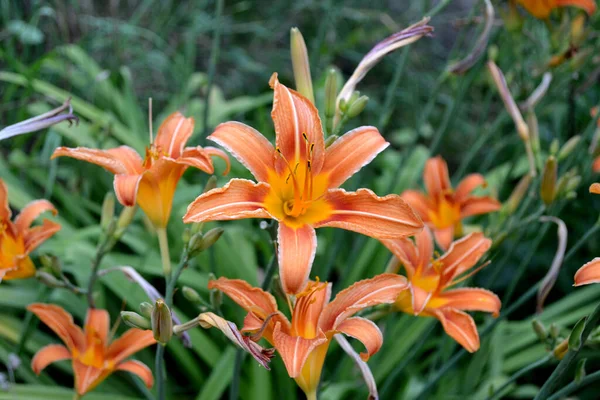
(2, 0, 600, 399)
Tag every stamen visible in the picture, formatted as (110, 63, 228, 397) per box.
(248, 313, 278, 341)
(148, 97, 153, 144)
(447, 261, 490, 288)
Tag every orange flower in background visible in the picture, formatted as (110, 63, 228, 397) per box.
(574, 184, 600, 286)
(594, 156, 600, 173)
(208, 274, 407, 399)
(0, 179, 60, 282)
(29, 303, 156, 396)
(52, 112, 230, 228)
(383, 228, 500, 352)
(184, 74, 423, 294)
(401, 156, 500, 250)
(516, 0, 597, 19)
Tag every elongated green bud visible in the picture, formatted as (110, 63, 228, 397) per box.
(506, 174, 532, 214)
(139, 302, 154, 318)
(550, 139, 559, 156)
(101, 193, 115, 232)
(36, 271, 66, 289)
(115, 206, 136, 238)
(532, 319, 548, 341)
(325, 68, 338, 134)
(151, 299, 173, 345)
(541, 156, 557, 206)
(346, 95, 369, 119)
(290, 27, 314, 104)
(200, 228, 224, 251)
(182, 286, 203, 305)
(173, 317, 200, 335)
(558, 136, 580, 161)
(122, 311, 151, 330)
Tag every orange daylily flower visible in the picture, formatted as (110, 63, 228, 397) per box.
(516, 0, 597, 19)
(401, 156, 500, 251)
(574, 184, 600, 286)
(593, 156, 600, 173)
(28, 303, 156, 396)
(0, 179, 60, 281)
(208, 274, 408, 399)
(52, 112, 230, 228)
(184, 74, 423, 294)
(383, 228, 501, 352)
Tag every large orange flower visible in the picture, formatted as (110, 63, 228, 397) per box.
(383, 228, 501, 352)
(0, 179, 60, 281)
(184, 74, 423, 294)
(401, 156, 500, 250)
(29, 303, 156, 396)
(52, 112, 229, 228)
(574, 184, 600, 286)
(209, 274, 407, 399)
(516, 0, 596, 19)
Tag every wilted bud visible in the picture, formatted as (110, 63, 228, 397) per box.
(526, 111, 540, 155)
(506, 174, 532, 214)
(36, 271, 66, 289)
(575, 358, 587, 383)
(115, 206, 136, 238)
(122, 311, 151, 330)
(139, 302, 154, 318)
(182, 286, 203, 305)
(290, 27, 314, 104)
(553, 338, 569, 360)
(346, 95, 369, 119)
(558, 136, 580, 161)
(151, 299, 173, 345)
(532, 319, 548, 341)
(203, 175, 218, 193)
(173, 317, 201, 335)
(541, 156, 557, 206)
(100, 193, 115, 232)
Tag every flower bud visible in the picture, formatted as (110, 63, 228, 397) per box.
(550, 139, 559, 156)
(570, 14, 587, 47)
(290, 27, 314, 104)
(558, 136, 580, 161)
(190, 228, 224, 255)
(325, 135, 339, 147)
(506, 174, 532, 214)
(550, 323, 560, 339)
(339, 98, 348, 113)
(39, 254, 62, 277)
(541, 156, 557, 206)
(203, 175, 218, 193)
(325, 68, 338, 119)
(101, 192, 115, 232)
(151, 299, 173, 345)
(181, 228, 191, 244)
(121, 311, 151, 330)
(139, 302, 154, 318)
(346, 95, 369, 119)
(532, 319, 548, 341)
(36, 271, 66, 289)
(115, 206, 136, 238)
(182, 286, 203, 305)
(173, 317, 201, 335)
(553, 338, 569, 360)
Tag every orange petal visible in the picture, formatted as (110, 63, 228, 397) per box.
(316, 188, 423, 239)
(432, 308, 480, 352)
(154, 112, 194, 159)
(292, 281, 331, 338)
(73, 360, 107, 395)
(321, 126, 388, 188)
(0, 179, 11, 220)
(176, 147, 215, 174)
(106, 329, 155, 364)
(183, 179, 272, 223)
(593, 157, 600, 173)
(319, 273, 408, 331)
(203, 146, 231, 175)
(424, 156, 451, 198)
(381, 238, 418, 276)
(454, 174, 486, 203)
(278, 223, 317, 295)
(415, 227, 434, 271)
(23, 220, 61, 254)
(438, 232, 491, 285)
(31, 344, 71, 374)
(52, 146, 142, 175)
(272, 322, 328, 378)
(400, 190, 433, 222)
(574, 258, 600, 286)
(335, 317, 383, 361)
(116, 360, 154, 388)
(436, 288, 501, 316)
(113, 174, 142, 207)
(591, 183, 600, 194)
(411, 285, 433, 315)
(208, 122, 275, 182)
(460, 196, 501, 218)
(556, 0, 597, 16)
(27, 303, 85, 352)
(433, 226, 454, 251)
(84, 308, 110, 345)
(269, 73, 325, 175)
(14, 200, 57, 233)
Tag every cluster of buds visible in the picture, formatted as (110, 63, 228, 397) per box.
(100, 192, 137, 241)
(35, 255, 86, 294)
(122, 299, 175, 345)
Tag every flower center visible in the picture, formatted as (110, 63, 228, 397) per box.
(78, 329, 106, 369)
(428, 194, 461, 229)
(143, 145, 166, 169)
(277, 133, 316, 218)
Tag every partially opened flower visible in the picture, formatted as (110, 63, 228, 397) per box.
(52, 112, 230, 228)
(0, 179, 60, 282)
(593, 156, 600, 173)
(208, 274, 407, 399)
(184, 74, 423, 294)
(516, 0, 596, 19)
(29, 303, 156, 396)
(574, 184, 600, 286)
(383, 228, 500, 352)
(401, 156, 500, 250)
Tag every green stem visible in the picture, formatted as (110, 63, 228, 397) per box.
(547, 370, 600, 400)
(87, 233, 117, 308)
(201, 0, 224, 140)
(155, 345, 166, 400)
(261, 254, 278, 291)
(230, 348, 244, 400)
(534, 301, 600, 400)
(157, 228, 172, 279)
(486, 355, 552, 400)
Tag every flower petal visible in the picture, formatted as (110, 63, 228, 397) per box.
(335, 317, 383, 361)
(269, 73, 325, 175)
(316, 188, 423, 239)
(116, 360, 154, 388)
(594, 156, 600, 173)
(590, 183, 600, 194)
(321, 126, 388, 188)
(319, 273, 408, 331)
(176, 147, 215, 174)
(31, 344, 71, 374)
(203, 146, 231, 175)
(574, 258, 600, 286)
(555, 0, 597, 16)
(0, 179, 11, 220)
(27, 303, 85, 352)
(432, 308, 480, 352)
(278, 223, 317, 295)
(73, 360, 107, 395)
(106, 329, 156, 364)
(433, 226, 454, 251)
(460, 197, 501, 218)
(23, 220, 61, 254)
(84, 308, 110, 345)
(424, 156, 451, 198)
(381, 238, 418, 276)
(400, 190, 433, 222)
(14, 200, 57, 233)
(292, 281, 332, 338)
(411, 285, 433, 315)
(438, 232, 491, 284)
(52, 146, 142, 175)
(436, 288, 501, 316)
(272, 322, 328, 378)
(415, 227, 434, 271)
(184, 179, 272, 223)
(154, 112, 194, 159)
(208, 122, 275, 182)
(113, 175, 142, 207)
(454, 174, 486, 203)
